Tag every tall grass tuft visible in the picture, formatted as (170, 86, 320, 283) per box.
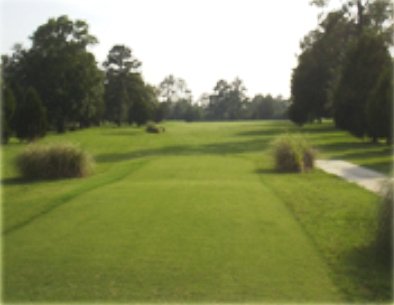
(272, 133, 317, 173)
(15, 143, 94, 180)
(146, 121, 165, 134)
(376, 179, 393, 264)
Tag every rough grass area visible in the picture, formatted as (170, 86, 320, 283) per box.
(15, 143, 94, 180)
(2, 120, 393, 303)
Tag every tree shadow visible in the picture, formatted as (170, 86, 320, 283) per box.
(102, 130, 142, 137)
(235, 127, 292, 138)
(95, 138, 272, 164)
(336, 242, 392, 302)
(0, 177, 46, 186)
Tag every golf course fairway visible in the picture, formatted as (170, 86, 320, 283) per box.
(3, 121, 391, 302)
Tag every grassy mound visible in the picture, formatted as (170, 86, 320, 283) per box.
(15, 143, 94, 180)
(272, 133, 316, 173)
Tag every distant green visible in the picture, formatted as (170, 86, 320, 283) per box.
(2, 120, 392, 302)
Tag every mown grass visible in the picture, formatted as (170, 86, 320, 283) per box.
(2, 120, 392, 302)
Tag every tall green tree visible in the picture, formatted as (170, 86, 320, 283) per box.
(366, 65, 393, 144)
(331, 32, 392, 138)
(127, 74, 153, 126)
(103, 45, 141, 126)
(26, 15, 101, 132)
(290, 0, 392, 128)
(15, 87, 47, 142)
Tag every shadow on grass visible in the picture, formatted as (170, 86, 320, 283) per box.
(96, 139, 272, 163)
(102, 130, 142, 137)
(1, 177, 32, 186)
(235, 127, 293, 138)
(337, 243, 392, 302)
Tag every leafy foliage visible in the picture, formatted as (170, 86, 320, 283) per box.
(2, 16, 103, 133)
(15, 87, 47, 142)
(332, 32, 392, 138)
(2, 84, 16, 144)
(366, 66, 393, 144)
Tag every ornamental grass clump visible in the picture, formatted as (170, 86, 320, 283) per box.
(272, 134, 317, 173)
(375, 179, 393, 264)
(146, 121, 165, 134)
(15, 143, 94, 180)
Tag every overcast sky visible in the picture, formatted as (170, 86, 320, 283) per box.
(1, 0, 326, 100)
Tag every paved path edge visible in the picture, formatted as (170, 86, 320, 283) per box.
(315, 159, 392, 195)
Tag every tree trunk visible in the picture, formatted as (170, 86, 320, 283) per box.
(56, 118, 65, 133)
(357, 0, 365, 35)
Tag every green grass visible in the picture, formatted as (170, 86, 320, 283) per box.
(2, 120, 392, 302)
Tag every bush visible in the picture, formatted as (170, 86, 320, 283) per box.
(375, 179, 393, 263)
(146, 121, 165, 134)
(15, 143, 94, 180)
(272, 134, 316, 173)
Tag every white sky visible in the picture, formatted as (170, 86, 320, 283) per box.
(1, 0, 327, 100)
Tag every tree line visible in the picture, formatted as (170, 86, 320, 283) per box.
(1, 15, 289, 144)
(289, 0, 393, 144)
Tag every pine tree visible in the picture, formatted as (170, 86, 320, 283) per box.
(366, 66, 393, 144)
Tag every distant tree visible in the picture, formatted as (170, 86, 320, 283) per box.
(207, 77, 247, 120)
(260, 95, 275, 119)
(366, 66, 393, 144)
(144, 84, 167, 123)
(127, 74, 153, 126)
(2, 84, 16, 144)
(159, 75, 192, 102)
(15, 87, 47, 142)
(104, 44, 142, 126)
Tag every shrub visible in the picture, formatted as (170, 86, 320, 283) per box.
(375, 179, 393, 263)
(15, 143, 94, 180)
(146, 121, 165, 134)
(272, 134, 316, 173)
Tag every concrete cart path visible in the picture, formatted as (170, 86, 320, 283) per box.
(315, 160, 391, 195)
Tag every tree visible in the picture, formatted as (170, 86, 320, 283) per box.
(331, 32, 392, 138)
(2, 84, 16, 144)
(15, 87, 47, 142)
(207, 77, 247, 120)
(15, 15, 103, 133)
(310, 0, 393, 41)
(104, 45, 142, 126)
(290, 0, 393, 128)
(290, 10, 354, 126)
(127, 74, 153, 126)
(366, 66, 393, 144)
(159, 75, 192, 103)
(260, 95, 275, 119)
